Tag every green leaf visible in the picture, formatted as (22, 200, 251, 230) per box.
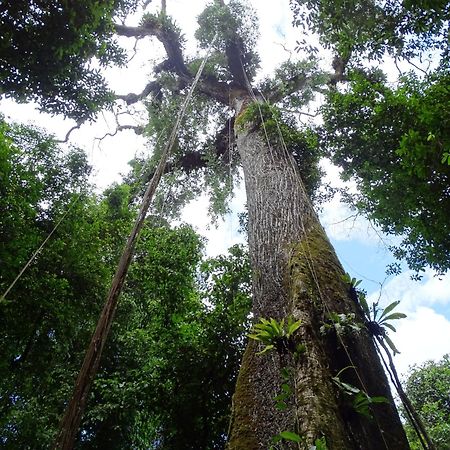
(341, 273, 352, 284)
(313, 436, 328, 450)
(295, 343, 306, 355)
(380, 312, 407, 323)
(280, 367, 291, 380)
(256, 344, 274, 355)
(358, 293, 370, 317)
(332, 377, 361, 395)
(270, 318, 283, 335)
(384, 334, 401, 355)
(383, 322, 397, 333)
(379, 300, 400, 320)
(287, 318, 302, 337)
(272, 435, 283, 444)
(274, 393, 289, 402)
(275, 401, 288, 411)
(279, 431, 302, 442)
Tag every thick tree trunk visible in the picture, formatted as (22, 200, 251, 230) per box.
(227, 99, 410, 449)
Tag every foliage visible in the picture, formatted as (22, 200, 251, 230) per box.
(248, 317, 303, 355)
(359, 295, 406, 355)
(195, 0, 260, 81)
(290, 0, 450, 62)
(322, 70, 450, 273)
(258, 58, 329, 108)
(140, 79, 237, 219)
(401, 355, 450, 449)
(0, 0, 137, 120)
(332, 368, 389, 419)
(0, 118, 253, 448)
(320, 311, 362, 336)
(0, 118, 109, 448)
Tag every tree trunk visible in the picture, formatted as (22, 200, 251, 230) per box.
(227, 98, 410, 449)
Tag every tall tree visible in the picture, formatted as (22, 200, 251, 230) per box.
(1, 0, 415, 447)
(99, 1, 410, 448)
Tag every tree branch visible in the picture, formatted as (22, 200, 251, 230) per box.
(96, 124, 145, 143)
(116, 80, 162, 105)
(114, 22, 190, 77)
(56, 122, 82, 143)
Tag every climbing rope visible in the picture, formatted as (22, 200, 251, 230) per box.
(0, 195, 82, 302)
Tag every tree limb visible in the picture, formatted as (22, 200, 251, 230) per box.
(116, 80, 162, 105)
(114, 22, 190, 77)
(56, 122, 82, 143)
(95, 124, 145, 144)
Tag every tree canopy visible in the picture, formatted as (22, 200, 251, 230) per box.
(321, 69, 450, 274)
(0, 116, 251, 448)
(291, 0, 450, 274)
(402, 355, 450, 449)
(0, 0, 140, 120)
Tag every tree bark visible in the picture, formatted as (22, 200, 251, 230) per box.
(227, 98, 410, 449)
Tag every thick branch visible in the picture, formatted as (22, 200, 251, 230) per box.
(114, 22, 190, 77)
(225, 38, 248, 88)
(115, 22, 232, 105)
(192, 77, 231, 105)
(116, 80, 162, 105)
(96, 125, 145, 144)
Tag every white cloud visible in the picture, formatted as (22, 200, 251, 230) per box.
(365, 270, 450, 377)
(180, 180, 247, 257)
(390, 307, 450, 378)
(369, 269, 450, 313)
(318, 160, 397, 247)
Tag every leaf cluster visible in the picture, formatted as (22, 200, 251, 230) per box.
(332, 368, 389, 419)
(0, 0, 136, 120)
(195, 0, 260, 82)
(401, 355, 450, 449)
(322, 70, 450, 273)
(248, 317, 303, 355)
(290, 0, 450, 63)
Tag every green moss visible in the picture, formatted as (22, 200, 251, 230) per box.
(288, 224, 346, 312)
(227, 340, 260, 450)
(234, 101, 260, 131)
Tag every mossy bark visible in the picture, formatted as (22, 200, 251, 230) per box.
(227, 100, 410, 449)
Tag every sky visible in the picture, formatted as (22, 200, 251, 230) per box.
(1, 0, 449, 379)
